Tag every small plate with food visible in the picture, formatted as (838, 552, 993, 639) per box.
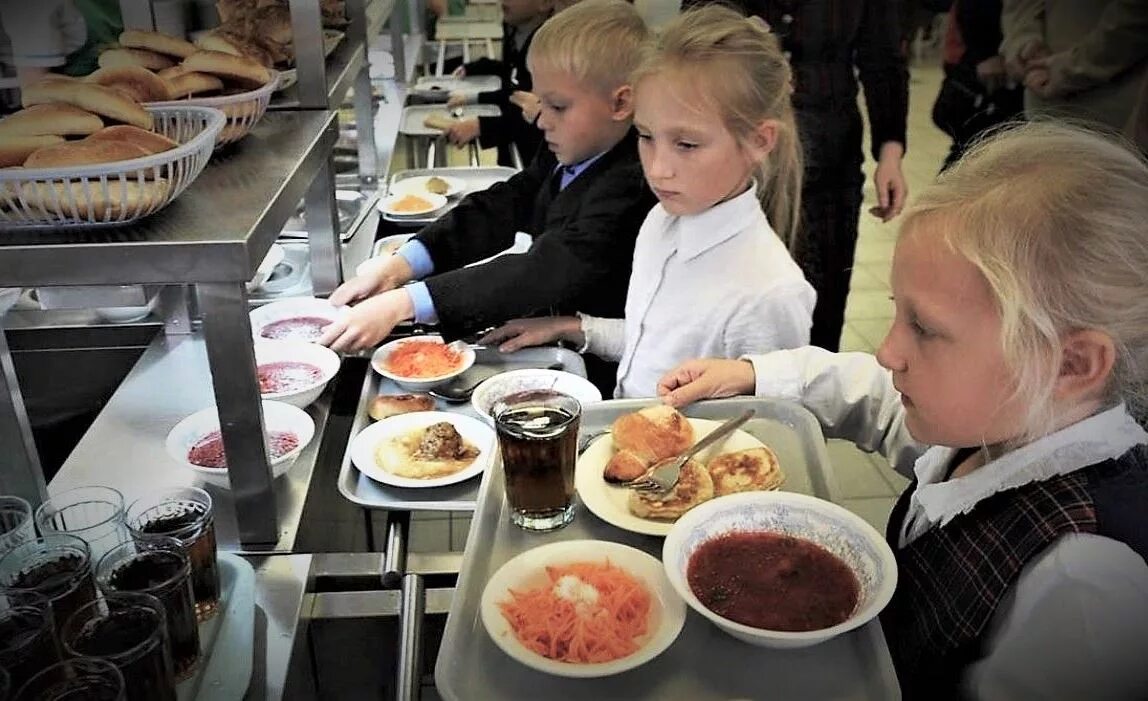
(350, 411, 494, 488)
(480, 539, 686, 678)
(574, 406, 785, 536)
(371, 335, 476, 391)
(378, 192, 448, 218)
(390, 174, 468, 199)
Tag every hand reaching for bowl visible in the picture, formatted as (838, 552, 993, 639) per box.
(479, 316, 583, 353)
(329, 254, 414, 307)
(318, 288, 415, 352)
(657, 358, 757, 408)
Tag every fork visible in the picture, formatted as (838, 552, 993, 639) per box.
(627, 410, 756, 494)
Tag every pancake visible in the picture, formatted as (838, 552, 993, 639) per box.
(707, 447, 784, 496)
(627, 459, 713, 520)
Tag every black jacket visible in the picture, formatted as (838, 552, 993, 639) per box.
(465, 22, 545, 166)
(415, 130, 656, 340)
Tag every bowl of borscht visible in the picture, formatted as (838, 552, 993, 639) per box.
(165, 401, 315, 488)
(662, 491, 897, 648)
(255, 340, 341, 408)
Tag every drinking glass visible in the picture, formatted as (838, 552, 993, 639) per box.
(96, 538, 199, 681)
(0, 535, 97, 643)
(12, 658, 124, 701)
(34, 489, 127, 566)
(0, 497, 35, 559)
(61, 593, 175, 701)
(123, 487, 219, 622)
(0, 591, 59, 695)
(493, 390, 581, 531)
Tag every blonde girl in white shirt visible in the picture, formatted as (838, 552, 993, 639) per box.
(659, 122, 1148, 700)
(481, 6, 815, 398)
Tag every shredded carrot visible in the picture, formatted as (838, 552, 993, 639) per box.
(383, 340, 462, 378)
(498, 560, 652, 664)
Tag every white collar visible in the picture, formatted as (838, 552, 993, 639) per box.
(666, 184, 765, 262)
(910, 404, 1148, 529)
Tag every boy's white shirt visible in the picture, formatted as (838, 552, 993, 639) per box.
(580, 186, 815, 398)
(746, 347, 1148, 701)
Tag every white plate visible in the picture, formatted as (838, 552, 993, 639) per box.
(350, 411, 494, 488)
(470, 369, 602, 425)
(480, 540, 686, 678)
(575, 417, 769, 537)
(377, 192, 448, 218)
(390, 175, 467, 198)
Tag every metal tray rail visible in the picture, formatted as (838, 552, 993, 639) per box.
(434, 396, 900, 701)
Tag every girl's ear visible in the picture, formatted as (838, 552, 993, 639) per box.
(611, 84, 634, 121)
(1054, 329, 1116, 404)
(745, 119, 780, 162)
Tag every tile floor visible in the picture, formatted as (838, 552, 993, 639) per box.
(402, 55, 952, 551)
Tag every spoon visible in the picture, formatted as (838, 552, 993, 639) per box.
(429, 362, 563, 403)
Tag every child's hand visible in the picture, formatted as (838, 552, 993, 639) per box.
(446, 92, 468, 109)
(509, 90, 541, 123)
(329, 255, 413, 307)
(446, 117, 480, 146)
(479, 316, 581, 353)
(870, 142, 907, 222)
(318, 289, 414, 352)
(451, 65, 466, 78)
(1006, 39, 1048, 81)
(657, 359, 756, 408)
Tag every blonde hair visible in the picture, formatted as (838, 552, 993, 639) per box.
(902, 121, 1148, 442)
(527, 0, 648, 94)
(632, 5, 802, 245)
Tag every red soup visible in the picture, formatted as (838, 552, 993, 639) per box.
(687, 531, 860, 632)
(259, 316, 332, 341)
(187, 430, 300, 469)
(258, 361, 322, 394)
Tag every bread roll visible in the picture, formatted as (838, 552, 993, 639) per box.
(368, 394, 435, 421)
(85, 125, 178, 155)
(167, 71, 225, 98)
(23, 139, 152, 168)
(181, 50, 271, 87)
(85, 66, 174, 102)
(422, 113, 457, 131)
(603, 406, 695, 483)
(0, 104, 103, 137)
(195, 31, 274, 68)
(16, 179, 171, 220)
(0, 135, 65, 168)
(22, 81, 153, 131)
(99, 48, 176, 71)
(119, 29, 198, 59)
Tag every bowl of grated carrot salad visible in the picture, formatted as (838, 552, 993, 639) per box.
(371, 335, 475, 391)
(480, 540, 686, 678)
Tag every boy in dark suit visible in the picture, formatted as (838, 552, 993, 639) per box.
(443, 0, 553, 166)
(321, 0, 655, 360)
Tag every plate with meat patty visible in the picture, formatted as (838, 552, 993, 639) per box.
(351, 411, 494, 488)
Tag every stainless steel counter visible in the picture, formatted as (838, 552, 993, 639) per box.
(244, 554, 314, 701)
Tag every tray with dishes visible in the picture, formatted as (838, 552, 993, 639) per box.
(398, 104, 502, 138)
(378, 166, 517, 225)
(337, 344, 595, 512)
(409, 75, 502, 102)
(435, 397, 900, 700)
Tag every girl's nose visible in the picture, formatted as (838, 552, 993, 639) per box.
(645, 147, 672, 180)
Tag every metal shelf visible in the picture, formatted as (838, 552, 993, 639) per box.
(0, 111, 338, 288)
(269, 42, 367, 111)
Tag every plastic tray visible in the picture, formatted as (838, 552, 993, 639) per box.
(380, 166, 517, 225)
(399, 104, 502, 137)
(434, 397, 901, 700)
(409, 75, 501, 101)
(337, 346, 587, 512)
(177, 552, 255, 701)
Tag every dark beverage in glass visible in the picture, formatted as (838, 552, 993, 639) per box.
(494, 391, 581, 531)
(0, 592, 59, 694)
(124, 488, 219, 622)
(12, 658, 124, 701)
(62, 594, 174, 701)
(0, 536, 97, 644)
(97, 539, 198, 681)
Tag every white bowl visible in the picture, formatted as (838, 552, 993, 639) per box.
(249, 297, 346, 344)
(254, 340, 342, 408)
(471, 369, 602, 424)
(370, 335, 475, 391)
(164, 400, 315, 489)
(378, 191, 448, 218)
(662, 491, 897, 649)
(480, 540, 686, 678)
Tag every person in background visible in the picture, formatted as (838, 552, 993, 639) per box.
(0, 0, 120, 85)
(1002, 0, 1148, 136)
(932, 0, 1024, 170)
(680, 0, 909, 353)
(481, 6, 813, 399)
(320, 0, 656, 393)
(659, 122, 1148, 700)
(443, 0, 553, 166)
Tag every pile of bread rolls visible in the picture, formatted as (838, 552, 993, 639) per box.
(210, 0, 348, 67)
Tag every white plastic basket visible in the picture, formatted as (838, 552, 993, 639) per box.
(0, 105, 225, 229)
(150, 70, 280, 147)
